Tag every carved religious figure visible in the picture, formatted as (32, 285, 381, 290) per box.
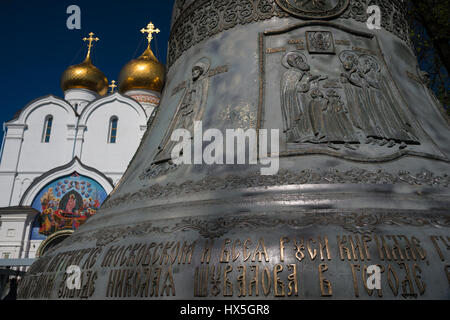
(281, 51, 358, 149)
(339, 51, 419, 148)
(324, 89, 359, 149)
(154, 57, 211, 163)
(281, 51, 323, 143)
(306, 88, 329, 142)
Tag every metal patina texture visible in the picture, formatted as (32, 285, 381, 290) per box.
(19, 0, 450, 300)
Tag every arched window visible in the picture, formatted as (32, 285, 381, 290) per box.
(108, 116, 118, 143)
(42, 116, 53, 143)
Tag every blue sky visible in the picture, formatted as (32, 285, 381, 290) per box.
(0, 0, 174, 142)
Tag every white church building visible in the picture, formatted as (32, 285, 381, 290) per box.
(0, 26, 164, 265)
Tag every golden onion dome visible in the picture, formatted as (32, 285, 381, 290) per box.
(61, 56, 108, 96)
(118, 45, 165, 93)
(60, 32, 108, 96)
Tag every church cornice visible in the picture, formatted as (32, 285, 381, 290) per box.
(0, 206, 39, 215)
(78, 92, 147, 125)
(8, 92, 149, 128)
(9, 94, 76, 124)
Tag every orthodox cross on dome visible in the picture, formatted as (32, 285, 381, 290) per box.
(141, 22, 160, 48)
(83, 32, 100, 58)
(109, 80, 117, 93)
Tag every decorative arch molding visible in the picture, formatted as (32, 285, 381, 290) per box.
(78, 93, 147, 126)
(10, 95, 77, 124)
(36, 230, 74, 257)
(19, 157, 114, 206)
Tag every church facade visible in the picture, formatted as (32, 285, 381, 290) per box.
(0, 26, 164, 262)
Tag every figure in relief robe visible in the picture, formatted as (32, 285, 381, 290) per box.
(340, 50, 418, 148)
(281, 51, 325, 143)
(359, 55, 418, 147)
(154, 57, 210, 163)
(340, 51, 380, 140)
(324, 89, 359, 148)
(306, 88, 329, 143)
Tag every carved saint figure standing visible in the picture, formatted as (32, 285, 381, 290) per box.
(324, 89, 359, 148)
(281, 51, 322, 143)
(340, 51, 377, 139)
(359, 55, 418, 147)
(154, 57, 210, 163)
(306, 88, 330, 142)
(340, 51, 418, 148)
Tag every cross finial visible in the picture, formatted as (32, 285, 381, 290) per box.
(140, 22, 160, 48)
(83, 32, 100, 58)
(109, 80, 117, 93)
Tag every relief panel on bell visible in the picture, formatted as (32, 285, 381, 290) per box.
(261, 25, 448, 162)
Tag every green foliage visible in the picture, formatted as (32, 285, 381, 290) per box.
(408, 0, 449, 113)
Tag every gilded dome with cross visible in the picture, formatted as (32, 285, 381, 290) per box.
(60, 32, 109, 96)
(118, 22, 166, 94)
